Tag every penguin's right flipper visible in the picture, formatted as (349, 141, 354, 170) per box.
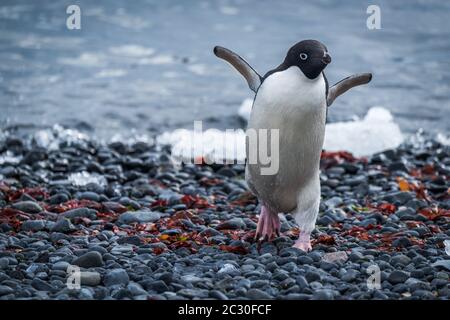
(214, 46, 262, 93)
(327, 73, 372, 106)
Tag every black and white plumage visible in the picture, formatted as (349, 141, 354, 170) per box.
(214, 40, 372, 251)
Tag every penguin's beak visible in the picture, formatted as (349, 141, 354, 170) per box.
(322, 52, 331, 65)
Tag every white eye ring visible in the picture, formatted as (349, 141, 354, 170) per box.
(299, 53, 308, 60)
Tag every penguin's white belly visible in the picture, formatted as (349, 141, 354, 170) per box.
(246, 66, 326, 213)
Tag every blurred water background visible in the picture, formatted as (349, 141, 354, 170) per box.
(0, 0, 449, 145)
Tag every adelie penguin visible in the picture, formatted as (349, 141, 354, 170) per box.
(214, 40, 372, 251)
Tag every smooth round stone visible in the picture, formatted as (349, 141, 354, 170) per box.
(11, 201, 43, 213)
(81, 271, 102, 286)
(72, 251, 104, 268)
(103, 269, 129, 287)
(246, 288, 272, 300)
(388, 270, 410, 284)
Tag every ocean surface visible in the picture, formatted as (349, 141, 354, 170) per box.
(0, 0, 449, 146)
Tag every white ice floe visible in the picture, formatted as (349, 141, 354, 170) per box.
(324, 107, 404, 156)
(109, 45, 155, 57)
(437, 133, 450, 146)
(157, 126, 247, 164)
(239, 101, 405, 156)
(68, 171, 107, 187)
(158, 104, 405, 162)
(238, 98, 253, 122)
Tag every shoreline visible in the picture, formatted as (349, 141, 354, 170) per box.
(0, 130, 449, 300)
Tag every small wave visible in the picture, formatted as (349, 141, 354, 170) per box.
(34, 124, 89, 150)
(138, 54, 174, 65)
(94, 69, 127, 78)
(109, 45, 155, 57)
(0, 150, 22, 165)
(58, 52, 105, 67)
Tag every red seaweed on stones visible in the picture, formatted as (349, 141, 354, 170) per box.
(180, 195, 213, 209)
(5, 187, 49, 202)
(151, 199, 168, 209)
(219, 245, 249, 255)
(313, 234, 336, 245)
(409, 164, 438, 179)
(373, 202, 397, 214)
(419, 207, 450, 220)
(320, 151, 366, 169)
(149, 179, 167, 189)
(199, 177, 223, 187)
(46, 199, 102, 213)
(230, 191, 257, 206)
(341, 225, 380, 242)
(0, 208, 29, 231)
(101, 201, 128, 214)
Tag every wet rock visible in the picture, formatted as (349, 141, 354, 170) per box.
(216, 218, 246, 230)
(21, 220, 47, 232)
(246, 288, 272, 300)
(73, 251, 104, 268)
(12, 201, 43, 213)
(62, 207, 97, 220)
(104, 269, 129, 287)
(51, 219, 76, 233)
(117, 211, 160, 224)
(388, 271, 410, 284)
(81, 271, 102, 286)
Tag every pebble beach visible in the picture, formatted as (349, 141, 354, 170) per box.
(0, 129, 449, 300)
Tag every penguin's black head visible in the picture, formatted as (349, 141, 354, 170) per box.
(284, 40, 331, 79)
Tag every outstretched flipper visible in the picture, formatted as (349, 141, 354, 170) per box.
(214, 46, 262, 93)
(327, 73, 372, 106)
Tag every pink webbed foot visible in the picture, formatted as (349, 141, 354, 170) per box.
(255, 205, 280, 241)
(293, 231, 312, 252)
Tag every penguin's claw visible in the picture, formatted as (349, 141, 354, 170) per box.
(254, 205, 280, 242)
(292, 231, 312, 252)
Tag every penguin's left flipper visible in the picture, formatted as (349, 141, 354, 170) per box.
(214, 46, 262, 93)
(327, 73, 372, 106)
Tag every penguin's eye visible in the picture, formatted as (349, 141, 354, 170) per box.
(299, 53, 308, 61)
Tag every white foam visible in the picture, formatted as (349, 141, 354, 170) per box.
(110, 130, 155, 145)
(94, 69, 127, 78)
(59, 53, 105, 67)
(0, 150, 22, 165)
(187, 64, 208, 75)
(138, 54, 174, 65)
(34, 124, 89, 150)
(220, 6, 239, 15)
(68, 171, 107, 187)
(109, 45, 155, 57)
